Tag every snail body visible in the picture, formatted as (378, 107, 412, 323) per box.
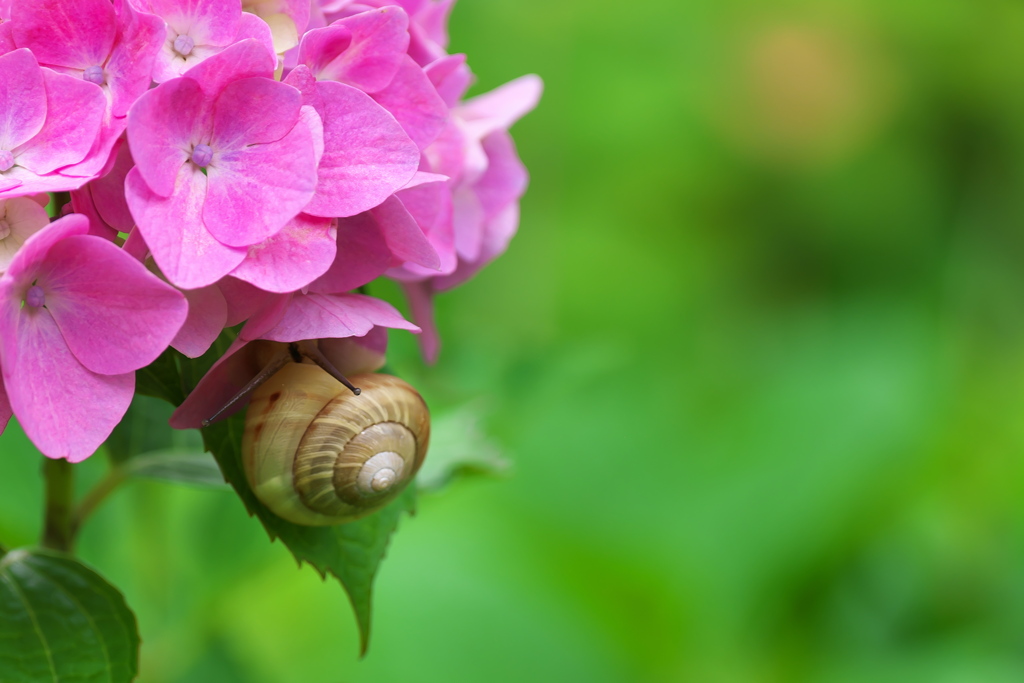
(242, 363, 430, 525)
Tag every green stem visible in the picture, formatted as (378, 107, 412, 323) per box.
(71, 467, 129, 539)
(41, 458, 75, 553)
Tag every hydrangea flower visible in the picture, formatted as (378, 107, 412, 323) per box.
(0, 214, 187, 460)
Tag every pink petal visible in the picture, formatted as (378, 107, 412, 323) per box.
(56, 110, 127, 180)
(402, 280, 439, 362)
(372, 194, 438, 268)
(127, 76, 210, 197)
(303, 80, 418, 217)
(105, 1, 166, 117)
(3, 213, 89, 284)
(371, 54, 447, 150)
(426, 53, 471, 108)
(203, 111, 317, 246)
(309, 211, 391, 293)
(0, 23, 13, 54)
(235, 11, 276, 61)
(182, 38, 275, 96)
(88, 139, 135, 232)
(475, 131, 528, 219)
(149, 0, 242, 47)
(172, 283, 228, 357)
(452, 184, 484, 261)
(0, 49, 46, 151)
(0, 372, 10, 435)
(168, 335, 254, 427)
(0, 299, 133, 461)
(219, 275, 275, 326)
(458, 74, 543, 140)
(256, 292, 418, 342)
(210, 77, 302, 150)
(38, 235, 188, 374)
(13, 66, 105, 175)
(12, 0, 116, 71)
(125, 165, 247, 289)
(0, 196, 51, 271)
(388, 175, 456, 277)
(299, 7, 408, 92)
(230, 213, 337, 292)
(239, 291, 291, 340)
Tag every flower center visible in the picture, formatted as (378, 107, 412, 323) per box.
(25, 285, 45, 308)
(83, 65, 105, 85)
(173, 34, 195, 57)
(191, 144, 213, 168)
(0, 220, 9, 241)
(0, 150, 13, 173)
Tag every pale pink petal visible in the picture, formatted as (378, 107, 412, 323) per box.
(12, 0, 116, 70)
(0, 49, 46, 151)
(309, 211, 391, 293)
(388, 175, 456, 277)
(149, 0, 241, 46)
(452, 184, 484, 261)
(0, 168, 96, 198)
(203, 112, 317, 246)
(56, 111, 127, 179)
(235, 11, 276, 60)
(371, 55, 447, 150)
(475, 131, 527, 219)
(458, 74, 543, 140)
(172, 283, 228, 357)
(238, 291, 291, 340)
(127, 76, 209, 197)
(125, 165, 247, 288)
(230, 213, 337, 292)
(3, 213, 89, 284)
(299, 7, 408, 91)
(0, 196, 51, 271)
(303, 80, 418, 217)
(256, 292, 418, 342)
(0, 301, 133, 462)
(35, 236, 186, 375)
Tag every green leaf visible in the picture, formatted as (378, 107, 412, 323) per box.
(104, 394, 203, 465)
(124, 449, 228, 489)
(0, 548, 139, 683)
(133, 348, 185, 406)
(201, 412, 416, 654)
(416, 403, 509, 493)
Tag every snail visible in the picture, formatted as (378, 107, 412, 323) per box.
(208, 341, 430, 526)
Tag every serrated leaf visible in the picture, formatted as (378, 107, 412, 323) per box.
(201, 412, 416, 654)
(0, 548, 139, 683)
(416, 403, 509, 493)
(124, 449, 228, 489)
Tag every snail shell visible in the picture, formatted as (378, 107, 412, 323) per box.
(241, 362, 430, 525)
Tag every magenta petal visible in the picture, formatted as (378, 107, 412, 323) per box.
(0, 50, 47, 151)
(172, 284, 228, 357)
(309, 211, 391, 293)
(230, 213, 337, 293)
(0, 304, 133, 461)
(258, 292, 419, 342)
(239, 291, 291, 340)
(371, 194, 439, 268)
(183, 39, 276, 96)
(301, 7, 408, 91)
(37, 236, 187, 374)
(13, 0, 117, 70)
(125, 166, 247, 288)
(219, 276, 275, 326)
(203, 114, 317, 246)
(127, 77, 209, 197)
(426, 53, 471, 107)
(371, 55, 447, 150)
(304, 80, 418, 217)
(149, 0, 242, 46)
(211, 77, 302, 150)
(3, 213, 89, 283)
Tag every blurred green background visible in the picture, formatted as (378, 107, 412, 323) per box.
(5, 0, 1024, 680)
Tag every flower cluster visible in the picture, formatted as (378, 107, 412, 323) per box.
(0, 0, 540, 461)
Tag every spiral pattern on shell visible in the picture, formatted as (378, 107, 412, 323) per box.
(242, 363, 430, 526)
